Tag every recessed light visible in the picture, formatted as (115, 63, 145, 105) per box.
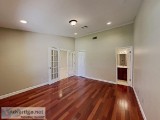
(69, 20, 77, 26)
(107, 21, 112, 25)
(20, 20, 27, 24)
(74, 33, 78, 35)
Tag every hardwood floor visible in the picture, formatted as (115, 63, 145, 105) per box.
(0, 76, 143, 120)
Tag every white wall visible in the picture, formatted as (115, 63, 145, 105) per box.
(75, 24, 133, 82)
(134, 0, 160, 119)
(0, 28, 75, 96)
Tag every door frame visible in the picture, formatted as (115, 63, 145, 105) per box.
(116, 46, 133, 87)
(48, 47, 60, 85)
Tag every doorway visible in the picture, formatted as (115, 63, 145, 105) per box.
(49, 48, 76, 84)
(59, 50, 68, 80)
(68, 51, 76, 77)
(116, 47, 133, 86)
(77, 51, 86, 77)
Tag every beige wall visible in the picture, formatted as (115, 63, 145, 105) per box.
(134, 0, 160, 119)
(75, 24, 133, 82)
(0, 28, 75, 96)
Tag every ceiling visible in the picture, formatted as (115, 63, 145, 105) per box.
(0, 0, 142, 38)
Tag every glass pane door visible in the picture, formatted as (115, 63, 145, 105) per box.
(51, 49, 59, 81)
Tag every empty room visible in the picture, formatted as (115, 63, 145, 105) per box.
(0, 0, 159, 120)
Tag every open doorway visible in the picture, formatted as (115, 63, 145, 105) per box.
(59, 50, 68, 80)
(49, 48, 76, 84)
(116, 47, 133, 86)
(68, 51, 76, 77)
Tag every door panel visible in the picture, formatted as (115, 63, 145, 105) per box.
(127, 49, 132, 86)
(49, 48, 59, 84)
(78, 52, 85, 77)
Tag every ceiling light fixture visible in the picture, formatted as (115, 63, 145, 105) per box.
(107, 21, 112, 25)
(74, 33, 78, 35)
(69, 20, 77, 26)
(20, 20, 27, 24)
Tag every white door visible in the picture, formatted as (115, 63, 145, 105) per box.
(68, 51, 75, 76)
(127, 48, 133, 86)
(77, 52, 85, 77)
(49, 48, 59, 84)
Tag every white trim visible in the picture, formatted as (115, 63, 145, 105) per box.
(84, 76, 116, 84)
(133, 87, 147, 120)
(0, 82, 49, 100)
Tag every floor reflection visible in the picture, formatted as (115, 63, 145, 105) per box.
(118, 99, 128, 110)
(59, 90, 63, 98)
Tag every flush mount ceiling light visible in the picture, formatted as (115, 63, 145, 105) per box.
(74, 33, 78, 35)
(107, 21, 112, 25)
(69, 20, 77, 26)
(20, 20, 27, 24)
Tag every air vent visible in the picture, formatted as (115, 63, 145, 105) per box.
(81, 26, 88, 29)
(92, 37, 97, 40)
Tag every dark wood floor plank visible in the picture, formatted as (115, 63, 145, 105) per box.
(0, 76, 143, 120)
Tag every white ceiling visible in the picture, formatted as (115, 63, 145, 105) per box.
(0, 0, 142, 38)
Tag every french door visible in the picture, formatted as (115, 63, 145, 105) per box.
(49, 48, 59, 84)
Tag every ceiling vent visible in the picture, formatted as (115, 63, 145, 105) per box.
(92, 36, 97, 40)
(81, 26, 88, 29)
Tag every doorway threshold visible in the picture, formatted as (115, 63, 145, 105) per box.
(117, 80, 128, 86)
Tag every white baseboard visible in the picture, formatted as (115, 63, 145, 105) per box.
(133, 87, 147, 120)
(85, 76, 146, 119)
(0, 82, 49, 100)
(84, 76, 116, 84)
